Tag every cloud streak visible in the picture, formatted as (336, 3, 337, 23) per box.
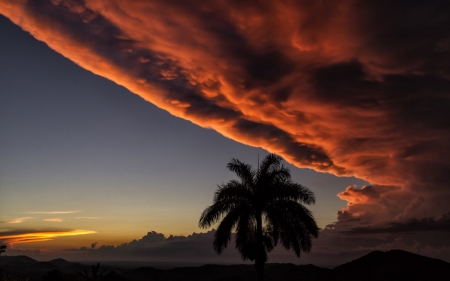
(0, 0, 449, 255)
(43, 218, 64, 223)
(0, 229, 97, 244)
(26, 211, 80, 215)
(1, 217, 33, 224)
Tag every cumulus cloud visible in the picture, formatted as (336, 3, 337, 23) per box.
(1, 0, 449, 258)
(59, 227, 450, 266)
(64, 230, 244, 263)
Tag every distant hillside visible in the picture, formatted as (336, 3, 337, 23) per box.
(0, 255, 124, 281)
(318, 249, 450, 281)
(126, 263, 329, 281)
(1, 250, 449, 281)
(0, 255, 37, 265)
(49, 258, 73, 268)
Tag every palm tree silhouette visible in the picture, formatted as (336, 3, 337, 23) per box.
(199, 154, 319, 281)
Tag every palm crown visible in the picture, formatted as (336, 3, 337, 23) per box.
(199, 154, 319, 280)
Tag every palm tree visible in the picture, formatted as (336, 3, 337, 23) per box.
(199, 154, 319, 281)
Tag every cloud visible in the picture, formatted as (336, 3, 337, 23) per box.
(64, 230, 244, 263)
(314, 211, 450, 264)
(63, 230, 328, 264)
(26, 211, 80, 214)
(0, 0, 449, 259)
(1, 217, 33, 224)
(59, 228, 450, 266)
(345, 212, 450, 235)
(43, 218, 64, 223)
(0, 229, 97, 244)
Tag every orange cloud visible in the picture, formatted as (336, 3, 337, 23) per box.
(0, 0, 449, 225)
(0, 229, 97, 244)
(43, 218, 64, 222)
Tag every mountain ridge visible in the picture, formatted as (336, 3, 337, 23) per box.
(1, 249, 449, 281)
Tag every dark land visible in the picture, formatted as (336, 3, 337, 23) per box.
(1, 250, 449, 281)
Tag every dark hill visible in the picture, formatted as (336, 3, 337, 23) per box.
(49, 258, 72, 267)
(0, 255, 37, 266)
(34, 261, 59, 271)
(321, 249, 450, 281)
(0, 250, 449, 281)
(126, 263, 329, 281)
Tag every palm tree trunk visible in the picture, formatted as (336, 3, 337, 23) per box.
(255, 211, 264, 281)
(256, 261, 264, 281)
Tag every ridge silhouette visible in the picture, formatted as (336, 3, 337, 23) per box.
(1, 250, 449, 280)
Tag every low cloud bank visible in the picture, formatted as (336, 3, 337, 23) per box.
(3, 227, 449, 266)
(58, 225, 450, 266)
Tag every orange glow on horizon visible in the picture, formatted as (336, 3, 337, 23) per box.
(0, 230, 97, 245)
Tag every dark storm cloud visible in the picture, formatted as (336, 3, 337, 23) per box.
(346, 212, 450, 235)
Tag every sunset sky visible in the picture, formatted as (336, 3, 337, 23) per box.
(1, 0, 449, 267)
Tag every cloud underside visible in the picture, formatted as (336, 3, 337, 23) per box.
(0, 0, 449, 246)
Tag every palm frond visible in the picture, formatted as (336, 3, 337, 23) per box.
(236, 227, 273, 262)
(235, 213, 256, 261)
(264, 219, 279, 247)
(213, 205, 247, 254)
(266, 200, 319, 237)
(227, 158, 254, 186)
(269, 182, 316, 205)
(267, 165, 291, 181)
(258, 154, 282, 176)
(235, 211, 253, 247)
(264, 199, 319, 256)
(213, 181, 252, 203)
(262, 232, 274, 253)
(199, 199, 242, 228)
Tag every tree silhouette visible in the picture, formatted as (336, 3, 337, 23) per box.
(0, 244, 6, 255)
(199, 154, 319, 281)
(79, 263, 107, 280)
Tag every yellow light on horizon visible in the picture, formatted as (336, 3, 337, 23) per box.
(0, 230, 97, 244)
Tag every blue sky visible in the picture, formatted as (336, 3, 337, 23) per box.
(0, 15, 368, 249)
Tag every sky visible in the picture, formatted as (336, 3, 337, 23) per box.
(0, 0, 449, 267)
